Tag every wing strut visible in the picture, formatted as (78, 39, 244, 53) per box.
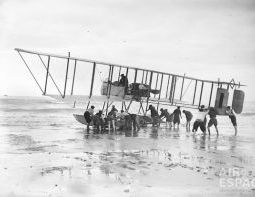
(37, 55, 63, 97)
(63, 52, 70, 98)
(70, 60, 77, 95)
(208, 82, 214, 107)
(43, 56, 50, 95)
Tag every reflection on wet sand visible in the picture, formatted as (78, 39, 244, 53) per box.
(1, 125, 255, 196)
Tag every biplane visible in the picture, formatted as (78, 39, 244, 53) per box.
(15, 48, 245, 125)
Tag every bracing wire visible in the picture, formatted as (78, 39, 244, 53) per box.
(181, 79, 193, 99)
(96, 67, 104, 82)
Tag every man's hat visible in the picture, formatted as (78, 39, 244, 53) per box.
(91, 105, 95, 109)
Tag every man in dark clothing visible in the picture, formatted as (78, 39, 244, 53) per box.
(182, 110, 193, 131)
(94, 110, 105, 133)
(160, 108, 173, 128)
(119, 74, 129, 93)
(84, 105, 95, 132)
(226, 106, 238, 136)
(107, 105, 118, 132)
(207, 107, 219, 135)
(173, 106, 182, 129)
(147, 105, 159, 126)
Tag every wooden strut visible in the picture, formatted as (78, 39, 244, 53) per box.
(105, 66, 111, 115)
(86, 101, 90, 110)
(165, 75, 170, 99)
(192, 80, 197, 105)
(134, 69, 138, 83)
(37, 55, 63, 97)
(179, 74, 185, 101)
(123, 68, 129, 99)
(169, 75, 174, 102)
(123, 101, 127, 111)
(102, 101, 106, 112)
(121, 101, 124, 111)
(208, 82, 214, 107)
(133, 69, 138, 102)
(106, 66, 112, 98)
(157, 74, 164, 111)
(89, 62, 96, 98)
(43, 56, 50, 95)
(145, 71, 148, 84)
(108, 65, 114, 98)
(198, 82, 204, 107)
(117, 67, 122, 82)
(106, 66, 114, 115)
(154, 73, 159, 98)
(141, 70, 145, 83)
(63, 52, 70, 98)
(105, 101, 109, 116)
(70, 60, 77, 95)
(145, 71, 153, 114)
(171, 76, 177, 104)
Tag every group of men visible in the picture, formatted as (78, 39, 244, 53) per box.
(147, 105, 192, 130)
(147, 104, 237, 135)
(84, 105, 139, 133)
(192, 105, 237, 136)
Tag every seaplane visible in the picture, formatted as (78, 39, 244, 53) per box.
(15, 48, 245, 126)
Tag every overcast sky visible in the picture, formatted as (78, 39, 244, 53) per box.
(0, 0, 254, 100)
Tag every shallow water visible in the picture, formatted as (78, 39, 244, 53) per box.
(0, 96, 255, 196)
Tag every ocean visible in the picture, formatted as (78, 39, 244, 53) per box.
(0, 96, 255, 197)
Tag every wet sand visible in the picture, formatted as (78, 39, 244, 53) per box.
(1, 126, 255, 197)
(1, 97, 255, 196)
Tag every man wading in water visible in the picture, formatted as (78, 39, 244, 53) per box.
(173, 106, 182, 129)
(192, 105, 208, 134)
(147, 105, 159, 127)
(182, 110, 193, 131)
(84, 106, 95, 132)
(226, 106, 238, 136)
(207, 107, 219, 135)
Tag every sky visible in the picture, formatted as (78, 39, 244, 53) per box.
(0, 0, 255, 101)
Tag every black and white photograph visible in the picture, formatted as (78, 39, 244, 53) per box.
(0, 0, 255, 196)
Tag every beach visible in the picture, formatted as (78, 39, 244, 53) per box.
(0, 96, 255, 197)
